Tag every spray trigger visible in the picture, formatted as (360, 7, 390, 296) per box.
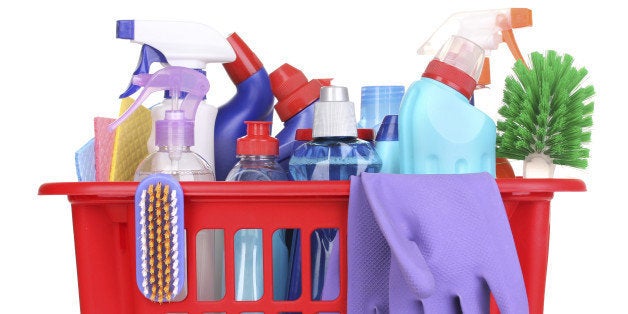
(109, 66, 209, 132)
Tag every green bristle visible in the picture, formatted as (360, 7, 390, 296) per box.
(496, 50, 595, 169)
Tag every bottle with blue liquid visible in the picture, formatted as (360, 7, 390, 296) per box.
(225, 121, 290, 310)
(289, 85, 382, 301)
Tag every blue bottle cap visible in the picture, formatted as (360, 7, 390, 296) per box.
(375, 115, 398, 141)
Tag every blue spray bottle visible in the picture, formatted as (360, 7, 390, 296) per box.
(215, 33, 275, 181)
(269, 63, 332, 172)
(116, 20, 236, 172)
(399, 35, 496, 175)
(225, 121, 289, 308)
(289, 86, 382, 302)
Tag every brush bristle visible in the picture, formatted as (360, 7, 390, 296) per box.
(497, 50, 595, 168)
(139, 181, 181, 302)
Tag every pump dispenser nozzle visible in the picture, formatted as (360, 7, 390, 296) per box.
(109, 66, 209, 149)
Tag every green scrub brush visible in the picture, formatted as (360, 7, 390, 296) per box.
(496, 50, 595, 177)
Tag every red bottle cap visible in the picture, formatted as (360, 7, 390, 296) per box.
(236, 121, 279, 156)
(223, 33, 263, 85)
(422, 59, 477, 100)
(294, 128, 375, 141)
(270, 63, 332, 122)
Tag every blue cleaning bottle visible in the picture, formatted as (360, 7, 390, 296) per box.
(358, 85, 405, 135)
(215, 33, 275, 181)
(270, 63, 332, 173)
(225, 121, 289, 311)
(289, 86, 382, 301)
(375, 115, 400, 174)
(399, 35, 496, 176)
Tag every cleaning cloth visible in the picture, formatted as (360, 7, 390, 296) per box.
(74, 138, 95, 182)
(109, 97, 151, 181)
(348, 172, 528, 313)
(94, 117, 115, 182)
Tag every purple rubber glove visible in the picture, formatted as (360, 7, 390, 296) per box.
(361, 172, 528, 314)
(348, 176, 434, 313)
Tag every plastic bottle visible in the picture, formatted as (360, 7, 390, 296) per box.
(418, 9, 532, 174)
(215, 33, 276, 181)
(374, 115, 400, 174)
(289, 86, 382, 301)
(358, 85, 404, 135)
(399, 36, 496, 176)
(109, 66, 213, 181)
(116, 20, 236, 173)
(269, 63, 332, 172)
(225, 121, 289, 312)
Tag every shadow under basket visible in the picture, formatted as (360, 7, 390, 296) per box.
(39, 178, 585, 314)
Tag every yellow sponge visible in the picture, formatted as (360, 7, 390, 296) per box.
(109, 97, 152, 181)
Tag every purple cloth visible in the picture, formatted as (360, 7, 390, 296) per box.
(348, 172, 528, 314)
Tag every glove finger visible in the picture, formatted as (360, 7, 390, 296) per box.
(362, 174, 435, 299)
(485, 270, 529, 314)
(389, 256, 423, 313)
(420, 293, 461, 314)
(458, 279, 490, 314)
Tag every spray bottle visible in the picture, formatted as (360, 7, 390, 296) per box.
(399, 36, 495, 175)
(215, 33, 276, 181)
(414, 8, 532, 176)
(109, 66, 211, 181)
(116, 20, 236, 175)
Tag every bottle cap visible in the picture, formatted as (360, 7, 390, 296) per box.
(312, 86, 358, 138)
(270, 63, 332, 122)
(236, 121, 279, 156)
(359, 86, 405, 129)
(422, 36, 484, 99)
(223, 33, 263, 85)
(375, 115, 399, 141)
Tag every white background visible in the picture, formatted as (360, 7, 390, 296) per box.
(1, 0, 622, 312)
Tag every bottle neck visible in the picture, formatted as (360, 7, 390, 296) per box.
(158, 145, 192, 152)
(237, 155, 278, 161)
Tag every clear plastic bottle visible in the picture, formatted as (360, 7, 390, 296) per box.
(289, 86, 381, 301)
(226, 121, 289, 311)
(135, 143, 215, 181)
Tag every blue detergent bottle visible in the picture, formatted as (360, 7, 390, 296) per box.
(215, 33, 275, 181)
(289, 86, 382, 301)
(399, 35, 496, 176)
(270, 63, 332, 173)
(375, 115, 400, 174)
(358, 85, 405, 135)
(225, 121, 289, 310)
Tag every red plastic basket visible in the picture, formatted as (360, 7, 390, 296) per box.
(39, 178, 585, 314)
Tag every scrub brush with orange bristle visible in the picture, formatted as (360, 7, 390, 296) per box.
(496, 50, 595, 177)
(135, 174, 185, 302)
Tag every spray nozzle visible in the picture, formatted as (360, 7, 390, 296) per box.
(109, 66, 209, 147)
(418, 8, 532, 86)
(116, 20, 235, 98)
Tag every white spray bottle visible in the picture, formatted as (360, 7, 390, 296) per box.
(116, 20, 236, 173)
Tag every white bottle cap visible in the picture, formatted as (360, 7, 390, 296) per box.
(312, 86, 358, 138)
